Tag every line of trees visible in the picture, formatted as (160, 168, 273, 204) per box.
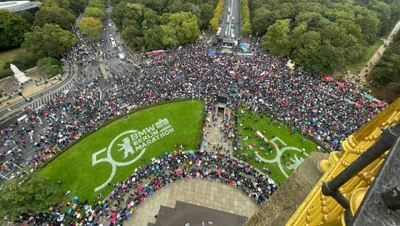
(248, 0, 400, 75)
(209, 0, 225, 32)
(78, 0, 106, 41)
(240, 0, 251, 36)
(111, 0, 205, 52)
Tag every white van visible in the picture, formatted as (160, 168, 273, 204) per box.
(111, 41, 117, 48)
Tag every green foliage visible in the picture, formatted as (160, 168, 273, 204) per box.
(0, 68, 13, 79)
(42, 64, 62, 76)
(261, 19, 292, 57)
(85, 7, 105, 20)
(23, 24, 77, 58)
(370, 32, 400, 85)
(0, 173, 62, 221)
(0, 10, 30, 49)
(306, 43, 345, 74)
(88, 0, 106, 10)
(240, 0, 252, 36)
(18, 11, 34, 25)
(37, 57, 60, 67)
(251, 7, 277, 36)
(68, 0, 87, 15)
(247, 0, 399, 74)
(209, 0, 224, 32)
(34, 7, 76, 31)
(78, 17, 103, 40)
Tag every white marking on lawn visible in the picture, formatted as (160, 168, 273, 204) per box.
(255, 136, 308, 178)
(92, 118, 174, 192)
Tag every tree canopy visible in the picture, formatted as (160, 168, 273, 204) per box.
(0, 9, 30, 49)
(0, 173, 62, 221)
(23, 24, 77, 58)
(78, 16, 103, 40)
(248, 0, 400, 74)
(33, 6, 76, 31)
(111, 1, 201, 52)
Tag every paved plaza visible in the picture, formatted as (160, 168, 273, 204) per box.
(126, 178, 259, 226)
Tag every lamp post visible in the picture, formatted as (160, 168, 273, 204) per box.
(18, 92, 27, 101)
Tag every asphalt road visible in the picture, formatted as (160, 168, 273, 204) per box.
(220, 0, 241, 40)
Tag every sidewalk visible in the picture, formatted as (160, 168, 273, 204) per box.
(0, 77, 62, 109)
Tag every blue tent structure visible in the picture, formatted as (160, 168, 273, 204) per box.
(240, 44, 249, 51)
(209, 50, 215, 56)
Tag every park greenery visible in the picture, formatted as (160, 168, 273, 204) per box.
(209, 0, 224, 32)
(0, 173, 62, 221)
(111, 2, 201, 51)
(250, 0, 400, 75)
(0, 0, 90, 78)
(0, 10, 30, 49)
(236, 109, 318, 184)
(40, 100, 204, 201)
(78, 0, 106, 40)
(37, 57, 62, 76)
(370, 32, 400, 95)
(240, 0, 251, 36)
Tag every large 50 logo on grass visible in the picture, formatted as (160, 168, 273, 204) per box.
(92, 118, 174, 192)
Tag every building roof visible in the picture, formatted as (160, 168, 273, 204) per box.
(151, 201, 248, 226)
(0, 1, 41, 12)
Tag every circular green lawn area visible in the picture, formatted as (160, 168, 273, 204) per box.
(41, 100, 204, 201)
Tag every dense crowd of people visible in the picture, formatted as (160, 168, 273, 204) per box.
(42, 150, 274, 226)
(0, 37, 387, 224)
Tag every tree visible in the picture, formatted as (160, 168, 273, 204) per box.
(41, 64, 62, 76)
(353, 6, 380, 45)
(252, 8, 277, 36)
(144, 25, 165, 50)
(199, 3, 214, 29)
(23, 24, 76, 58)
(88, 0, 106, 10)
(0, 10, 30, 49)
(166, 12, 200, 45)
(0, 173, 62, 221)
(368, 0, 391, 35)
(69, 0, 86, 15)
(85, 7, 105, 20)
(122, 25, 141, 50)
(142, 8, 159, 30)
(37, 57, 60, 67)
(292, 31, 321, 66)
(261, 19, 292, 57)
(41, 0, 70, 9)
(18, 11, 34, 25)
(306, 43, 345, 74)
(78, 17, 103, 40)
(34, 7, 76, 31)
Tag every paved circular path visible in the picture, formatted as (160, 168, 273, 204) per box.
(126, 178, 259, 226)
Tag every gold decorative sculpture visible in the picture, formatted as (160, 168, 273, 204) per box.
(286, 98, 400, 226)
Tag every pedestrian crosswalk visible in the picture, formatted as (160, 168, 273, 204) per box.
(29, 82, 75, 110)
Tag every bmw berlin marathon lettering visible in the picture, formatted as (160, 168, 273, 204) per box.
(92, 118, 174, 192)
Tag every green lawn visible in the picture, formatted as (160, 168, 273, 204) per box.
(0, 48, 24, 69)
(236, 108, 319, 184)
(41, 100, 204, 201)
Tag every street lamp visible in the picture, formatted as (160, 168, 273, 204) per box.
(18, 92, 27, 101)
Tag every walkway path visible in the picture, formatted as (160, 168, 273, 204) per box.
(126, 179, 258, 226)
(348, 21, 400, 89)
